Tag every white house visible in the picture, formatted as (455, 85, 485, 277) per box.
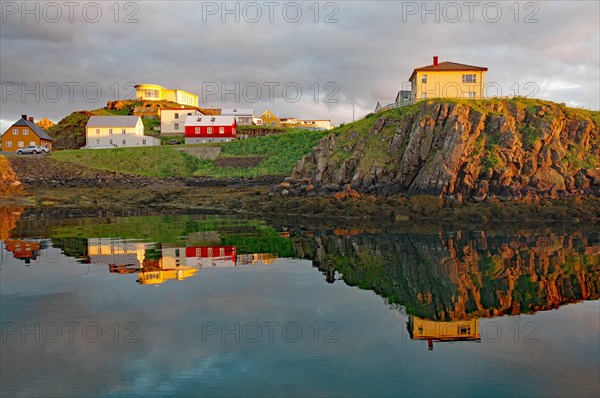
(220, 108, 254, 126)
(160, 108, 203, 135)
(252, 117, 264, 126)
(85, 116, 160, 148)
(297, 119, 334, 130)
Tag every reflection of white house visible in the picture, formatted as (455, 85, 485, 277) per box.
(85, 116, 160, 148)
(220, 108, 254, 126)
(160, 108, 203, 135)
(87, 238, 152, 266)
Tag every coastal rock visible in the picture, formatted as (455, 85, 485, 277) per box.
(290, 99, 599, 201)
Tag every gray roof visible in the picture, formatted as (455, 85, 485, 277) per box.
(86, 116, 141, 128)
(11, 118, 54, 141)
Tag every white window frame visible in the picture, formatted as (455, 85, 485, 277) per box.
(17, 141, 24, 147)
(207, 127, 213, 134)
(12, 128, 18, 135)
(6, 141, 12, 147)
(22, 130, 28, 135)
(219, 127, 224, 134)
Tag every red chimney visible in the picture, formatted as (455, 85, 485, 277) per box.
(433, 56, 439, 68)
(28, 116, 34, 122)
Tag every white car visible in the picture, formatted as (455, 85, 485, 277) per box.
(16, 145, 50, 155)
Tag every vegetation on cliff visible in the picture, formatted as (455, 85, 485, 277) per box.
(287, 97, 599, 200)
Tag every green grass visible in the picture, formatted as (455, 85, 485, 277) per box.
(52, 146, 202, 177)
(193, 129, 329, 177)
(52, 129, 329, 178)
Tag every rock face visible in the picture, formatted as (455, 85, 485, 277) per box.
(288, 99, 599, 200)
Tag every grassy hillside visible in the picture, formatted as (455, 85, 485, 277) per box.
(52, 129, 328, 178)
(47, 100, 219, 149)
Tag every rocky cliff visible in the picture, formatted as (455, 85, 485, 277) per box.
(287, 98, 599, 200)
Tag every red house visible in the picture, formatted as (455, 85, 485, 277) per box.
(184, 115, 236, 144)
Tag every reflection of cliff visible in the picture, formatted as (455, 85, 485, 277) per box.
(293, 230, 600, 321)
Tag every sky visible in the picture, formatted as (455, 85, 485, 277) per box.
(1, 0, 599, 132)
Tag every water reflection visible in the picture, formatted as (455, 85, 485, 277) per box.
(1, 207, 599, 396)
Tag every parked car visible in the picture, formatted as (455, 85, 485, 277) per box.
(167, 140, 181, 145)
(16, 145, 50, 155)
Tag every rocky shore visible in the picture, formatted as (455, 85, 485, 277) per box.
(280, 100, 600, 201)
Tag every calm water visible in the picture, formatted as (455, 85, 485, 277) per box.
(1, 208, 599, 397)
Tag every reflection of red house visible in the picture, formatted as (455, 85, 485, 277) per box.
(185, 246, 237, 267)
(4, 240, 40, 261)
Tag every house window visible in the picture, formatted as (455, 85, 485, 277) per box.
(271, 121, 276, 126)
(96, 129, 100, 134)
(195, 127, 200, 134)
(96, 139, 100, 144)
(30, 141, 35, 146)
(142, 139, 146, 145)
(174, 123, 179, 130)
(207, 127, 212, 134)
(122, 139, 126, 145)
(265, 113, 270, 118)
(219, 127, 224, 134)
(122, 129, 126, 134)
(17, 141, 24, 147)
(109, 139, 113, 145)
(187, 112, 192, 116)
(109, 128, 113, 135)
(462, 74, 477, 83)
(6, 141, 12, 147)
(12, 128, 18, 135)
(421, 93, 427, 99)
(422, 74, 427, 83)
(23, 130, 28, 135)
(174, 113, 179, 119)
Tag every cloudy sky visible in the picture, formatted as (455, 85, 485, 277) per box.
(1, 0, 598, 131)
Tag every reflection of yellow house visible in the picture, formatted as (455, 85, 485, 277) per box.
(408, 315, 480, 350)
(135, 83, 198, 107)
(260, 109, 281, 127)
(137, 266, 198, 285)
(409, 56, 487, 101)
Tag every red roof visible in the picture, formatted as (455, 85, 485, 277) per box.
(409, 61, 487, 81)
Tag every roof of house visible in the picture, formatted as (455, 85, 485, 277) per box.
(409, 61, 488, 81)
(184, 115, 236, 126)
(7, 118, 54, 141)
(220, 108, 254, 116)
(86, 116, 141, 128)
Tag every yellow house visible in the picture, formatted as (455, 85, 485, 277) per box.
(134, 83, 198, 107)
(261, 109, 281, 127)
(409, 57, 487, 101)
(36, 117, 55, 130)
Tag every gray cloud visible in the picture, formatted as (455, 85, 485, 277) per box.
(1, 0, 598, 131)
